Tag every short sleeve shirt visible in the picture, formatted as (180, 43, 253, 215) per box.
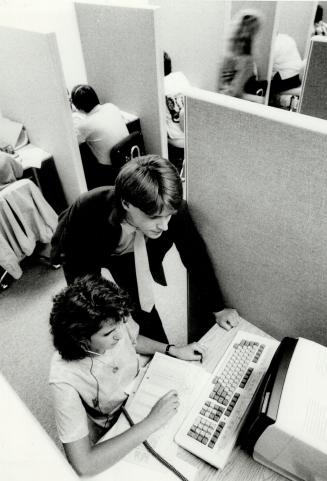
(73, 103, 129, 165)
(164, 72, 191, 148)
(49, 318, 139, 443)
(272, 34, 303, 80)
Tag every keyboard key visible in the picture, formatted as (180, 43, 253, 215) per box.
(175, 331, 277, 470)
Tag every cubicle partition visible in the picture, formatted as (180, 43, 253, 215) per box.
(276, 1, 317, 59)
(186, 88, 327, 346)
(321, 1, 327, 21)
(0, 26, 86, 206)
(75, 2, 167, 157)
(150, 0, 230, 92)
(299, 36, 327, 120)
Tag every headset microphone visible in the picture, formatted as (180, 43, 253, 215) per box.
(85, 349, 102, 356)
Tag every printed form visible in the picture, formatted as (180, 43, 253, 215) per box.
(102, 353, 210, 480)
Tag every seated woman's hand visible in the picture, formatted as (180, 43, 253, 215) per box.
(171, 342, 207, 362)
(146, 390, 179, 430)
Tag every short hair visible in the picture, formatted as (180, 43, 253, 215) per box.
(115, 155, 183, 216)
(70, 84, 100, 113)
(315, 5, 323, 24)
(49, 275, 131, 361)
(164, 51, 172, 76)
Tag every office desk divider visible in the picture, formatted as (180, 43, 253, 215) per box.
(185, 88, 327, 346)
(75, 2, 167, 158)
(299, 36, 327, 121)
(0, 26, 86, 206)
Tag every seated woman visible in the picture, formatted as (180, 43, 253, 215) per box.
(49, 274, 205, 476)
(71, 84, 129, 187)
(0, 150, 23, 191)
(163, 51, 191, 174)
(218, 10, 263, 99)
(314, 4, 327, 36)
(71, 84, 129, 166)
(270, 33, 305, 97)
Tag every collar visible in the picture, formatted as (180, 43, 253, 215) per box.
(88, 104, 101, 115)
(107, 192, 125, 228)
(120, 220, 137, 236)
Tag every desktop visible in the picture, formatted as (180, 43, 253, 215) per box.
(119, 329, 327, 481)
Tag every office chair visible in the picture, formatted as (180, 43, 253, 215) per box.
(167, 142, 184, 175)
(80, 131, 145, 189)
(110, 130, 145, 169)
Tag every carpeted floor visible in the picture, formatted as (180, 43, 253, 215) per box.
(0, 246, 186, 449)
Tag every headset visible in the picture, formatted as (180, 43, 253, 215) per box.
(83, 344, 189, 480)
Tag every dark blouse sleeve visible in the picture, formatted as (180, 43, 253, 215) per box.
(170, 201, 225, 312)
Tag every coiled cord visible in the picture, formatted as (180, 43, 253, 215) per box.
(121, 405, 189, 481)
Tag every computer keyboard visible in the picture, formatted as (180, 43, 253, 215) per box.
(175, 330, 278, 469)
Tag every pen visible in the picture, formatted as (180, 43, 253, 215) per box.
(194, 350, 203, 363)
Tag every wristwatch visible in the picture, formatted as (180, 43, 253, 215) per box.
(165, 344, 175, 356)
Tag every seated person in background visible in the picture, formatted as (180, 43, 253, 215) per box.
(0, 150, 23, 191)
(71, 84, 129, 166)
(164, 51, 191, 173)
(218, 10, 262, 99)
(270, 33, 305, 97)
(314, 4, 327, 36)
(51, 155, 240, 344)
(49, 275, 205, 476)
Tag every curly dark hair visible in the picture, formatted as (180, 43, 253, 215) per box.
(50, 275, 132, 361)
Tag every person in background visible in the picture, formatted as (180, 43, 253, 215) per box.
(0, 150, 23, 191)
(164, 51, 191, 174)
(49, 275, 206, 476)
(71, 84, 129, 166)
(51, 155, 240, 344)
(314, 4, 327, 36)
(218, 10, 262, 99)
(270, 33, 305, 97)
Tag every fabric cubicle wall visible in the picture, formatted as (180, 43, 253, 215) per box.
(299, 37, 327, 121)
(75, 2, 167, 157)
(276, 1, 317, 59)
(150, 0, 229, 92)
(0, 26, 86, 206)
(186, 88, 327, 346)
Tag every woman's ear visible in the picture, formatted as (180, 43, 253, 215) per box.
(80, 340, 89, 352)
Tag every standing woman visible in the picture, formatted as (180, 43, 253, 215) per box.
(218, 10, 262, 98)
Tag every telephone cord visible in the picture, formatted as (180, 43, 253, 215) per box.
(121, 405, 189, 481)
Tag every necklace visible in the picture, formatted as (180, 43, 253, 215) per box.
(87, 349, 119, 373)
(86, 349, 119, 373)
(103, 350, 119, 373)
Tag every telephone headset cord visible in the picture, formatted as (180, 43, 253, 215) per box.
(121, 405, 189, 481)
(89, 356, 189, 481)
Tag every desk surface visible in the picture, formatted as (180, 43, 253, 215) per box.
(93, 319, 286, 481)
(18, 143, 51, 169)
(0, 372, 78, 481)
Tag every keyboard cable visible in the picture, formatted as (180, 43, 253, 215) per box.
(121, 405, 189, 481)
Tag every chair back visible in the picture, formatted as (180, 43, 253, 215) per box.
(110, 131, 145, 169)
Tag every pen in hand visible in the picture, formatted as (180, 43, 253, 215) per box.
(194, 350, 203, 364)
